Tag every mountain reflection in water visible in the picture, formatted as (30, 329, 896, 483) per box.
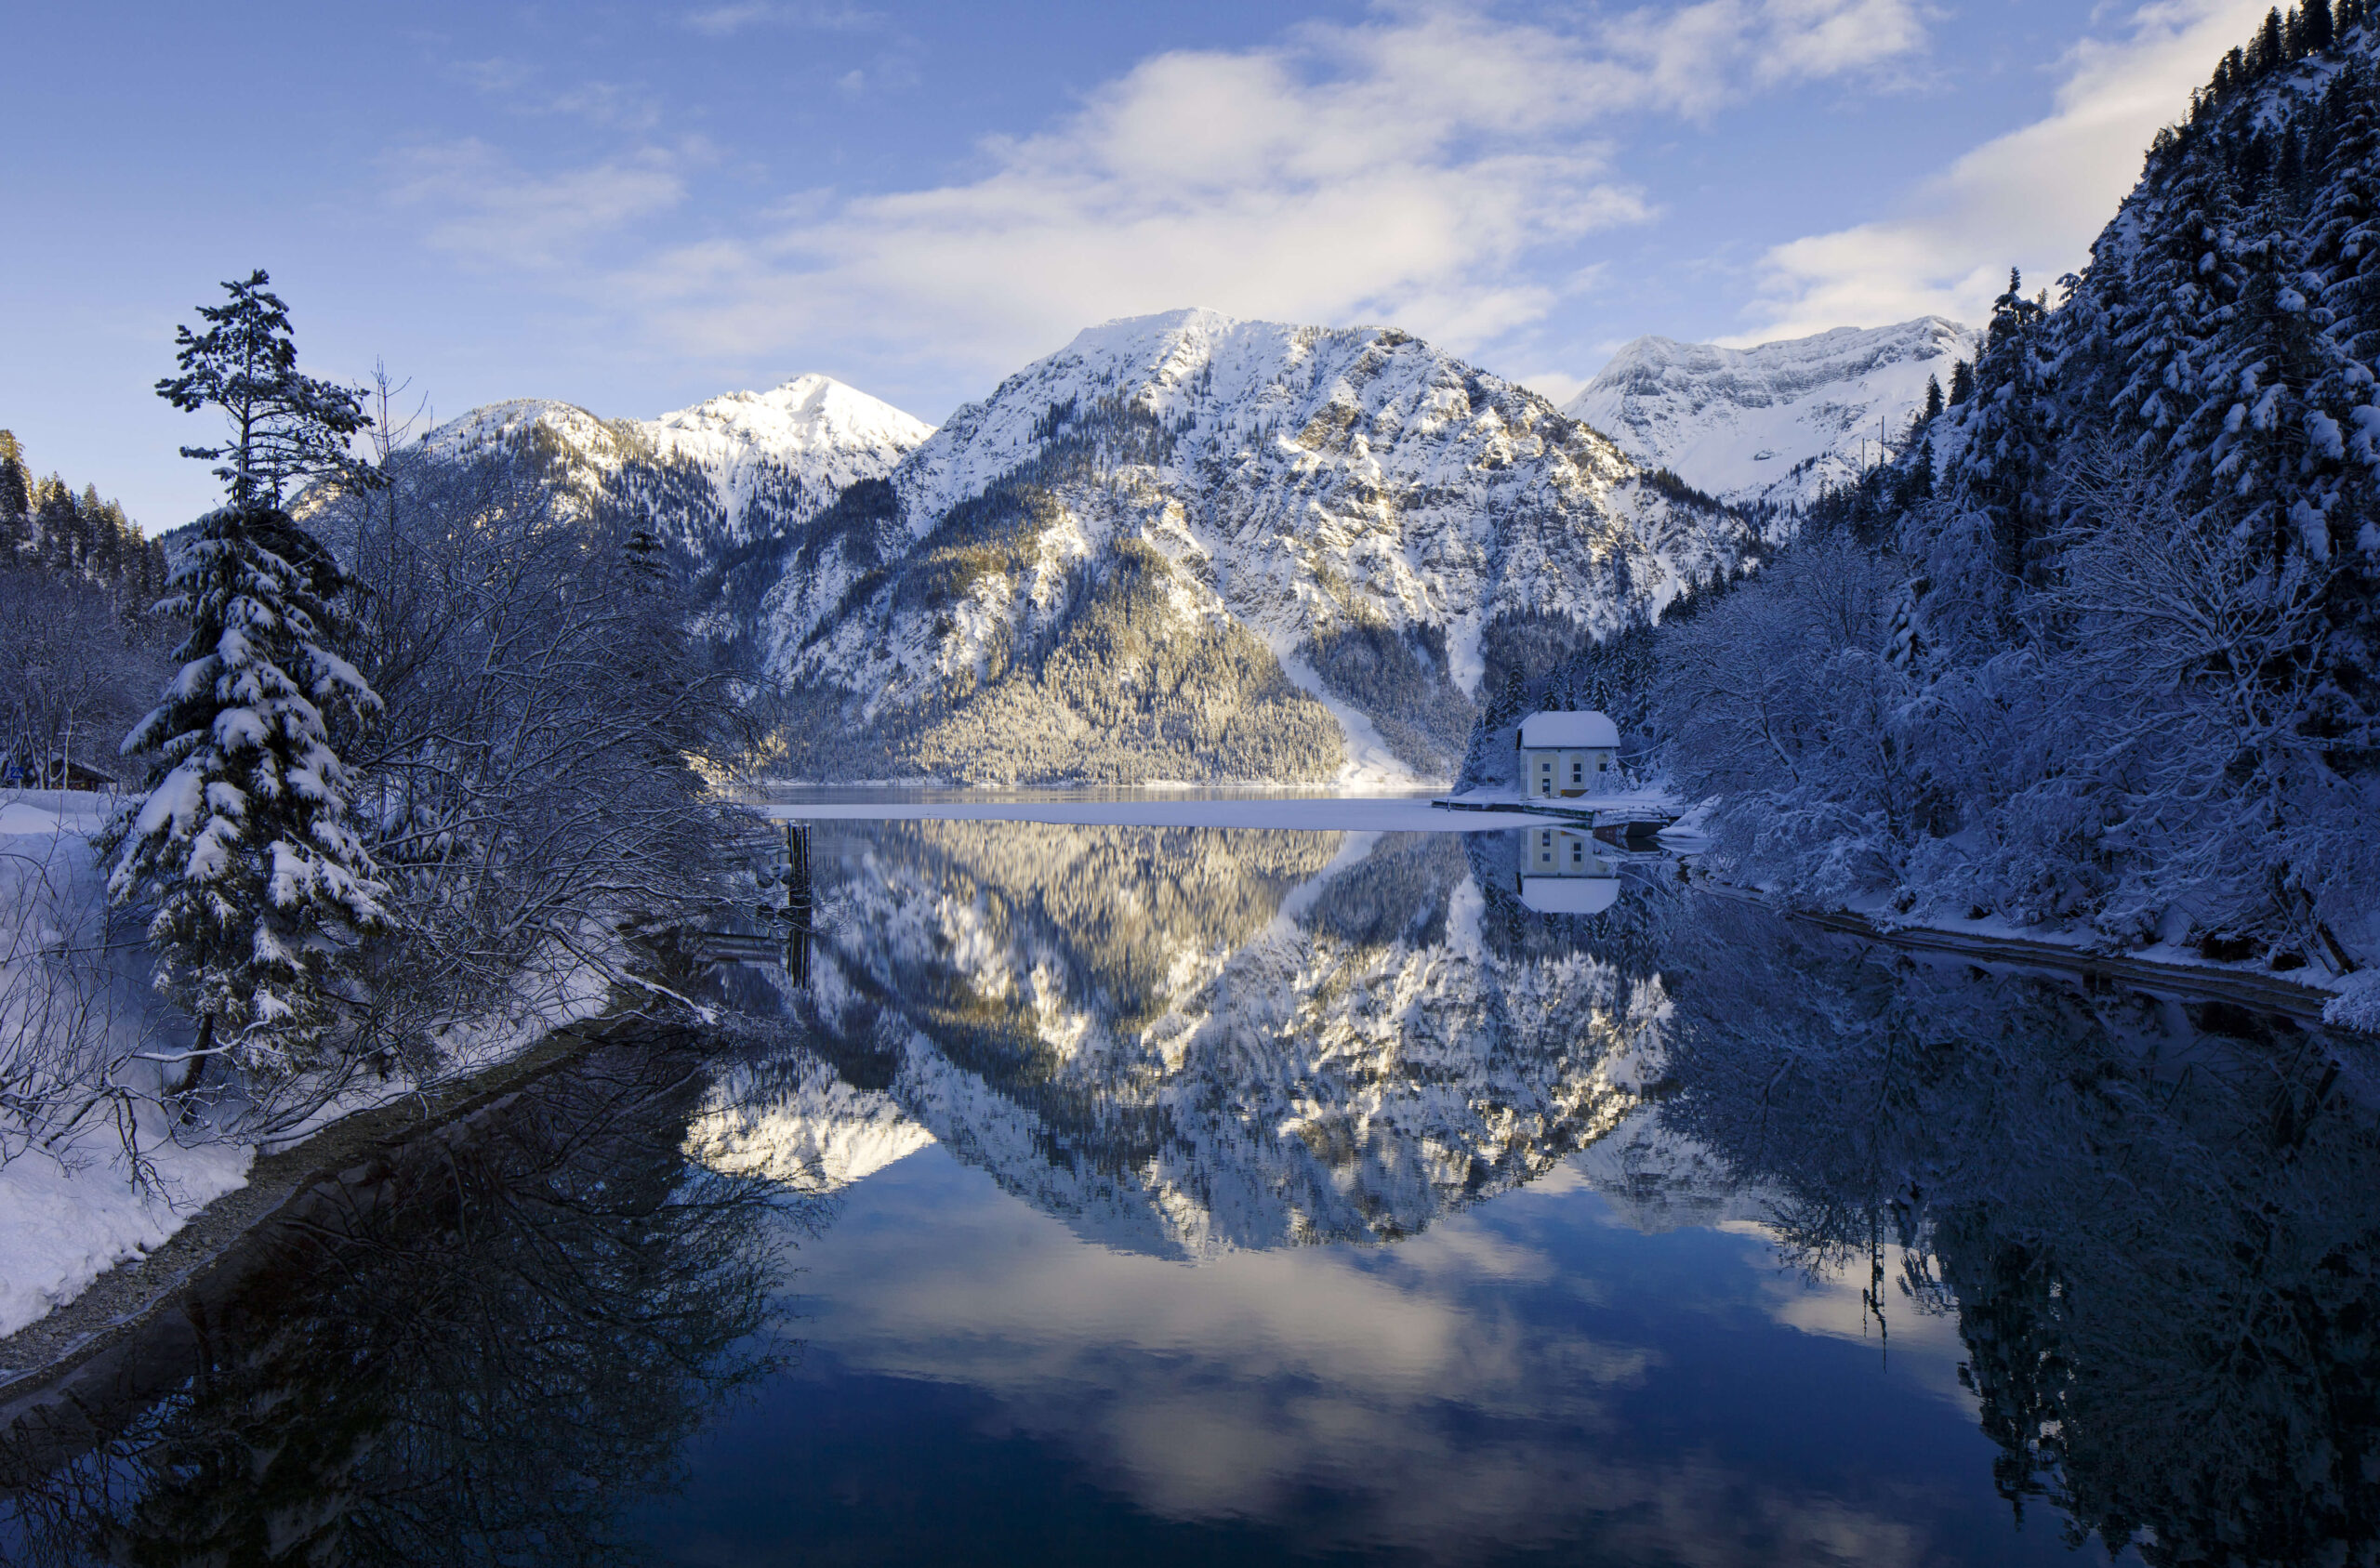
(4, 821, 2375, 1566)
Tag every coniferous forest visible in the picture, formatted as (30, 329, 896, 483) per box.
(1575, 1, 2380, 1008)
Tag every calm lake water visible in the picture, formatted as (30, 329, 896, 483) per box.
(3, 820, 2373, 1566)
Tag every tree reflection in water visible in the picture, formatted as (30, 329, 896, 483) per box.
(0, 1034, 818, 1567)
(1657, 896, 2380, 1565)
(2, 820, 2373, 1566)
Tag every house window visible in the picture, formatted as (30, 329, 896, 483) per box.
(1570, 759, 1583, 784)
(1570, 839, 1584, 866)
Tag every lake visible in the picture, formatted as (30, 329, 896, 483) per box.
(3, 817, 2371, 1566)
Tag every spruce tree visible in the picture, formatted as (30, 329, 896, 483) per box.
(0, 433, 27, 561)
(106, 274, 387, 1085)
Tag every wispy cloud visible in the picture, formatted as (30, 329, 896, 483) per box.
(1731, 0, 2272, 343)
(609, 0, 1932, 381)
(385, 140, 694, 270)
(682, 1, 881, 37)
(450, 58, 663, 130)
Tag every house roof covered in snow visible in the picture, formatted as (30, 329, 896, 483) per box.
(1518, 710, 1620, 749)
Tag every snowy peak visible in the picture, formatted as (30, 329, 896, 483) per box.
(641, 373, 934, 491)
(1567, 316, 1977, 509)
(767, 305, 1750, 783)
(416, 376, 932, 553)
(422, 398, 640, 472)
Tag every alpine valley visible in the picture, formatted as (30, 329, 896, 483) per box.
(418, 310, 1765, 786)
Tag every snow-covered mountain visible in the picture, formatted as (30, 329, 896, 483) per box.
(405, 312, 1752, 784)
(761, 309, 1749, 784)
(418, 374, 932, 552)
(1567, 317, 1977, 510)
(642, 374, 934, 546)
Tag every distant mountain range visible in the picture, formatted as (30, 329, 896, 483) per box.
(416, 310, 1769, 784)
(1566, 316, 1979, 510)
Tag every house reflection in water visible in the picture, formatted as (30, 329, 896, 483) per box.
(1514, 826, 1621, 915)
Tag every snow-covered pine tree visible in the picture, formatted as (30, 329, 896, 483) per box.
(105, 273, 387, 1087)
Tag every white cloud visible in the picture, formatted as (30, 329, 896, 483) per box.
(610, 0, 1931, 383)
(1732, 0, 2274, 343)
(386, 140, 693, 270)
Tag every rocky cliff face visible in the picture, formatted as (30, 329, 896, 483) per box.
(1567, 317, 1977, 510)
(759, 310, 1746, 784)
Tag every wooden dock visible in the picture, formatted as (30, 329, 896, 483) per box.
(1431, 795, 1679, 843)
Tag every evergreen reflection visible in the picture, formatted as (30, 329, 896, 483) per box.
(1, 1036, 813, 1567)
(1653, 895, 2380, 1564)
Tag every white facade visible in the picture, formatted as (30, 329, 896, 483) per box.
(1516, 710, 1620, 797)
(1516, 826, 1620, 914)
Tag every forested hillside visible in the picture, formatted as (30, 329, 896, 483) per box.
(0, 430, 170, 785)
(1634, 0, 2380, 1005)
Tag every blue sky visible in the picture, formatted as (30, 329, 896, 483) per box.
(6, 0, 2272, 529)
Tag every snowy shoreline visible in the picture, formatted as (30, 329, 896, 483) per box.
(0, 988, 633, 1405)
(1691, 877, 2371, 1031)
(0, 791, 624, 1359)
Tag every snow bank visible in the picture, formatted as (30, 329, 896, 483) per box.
(0, 1131, 252, 1340)
(0, 794, 256, 1339)
(0, 793, 623, 1345)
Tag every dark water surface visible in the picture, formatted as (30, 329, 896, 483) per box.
(4, 822, 2373, 1566)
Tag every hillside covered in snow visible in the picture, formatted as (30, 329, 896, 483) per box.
(763, 310, 1745, 784)
(414, 311, 1750, 786)
(1566, 317, 1977, 510)
(1625, 3, 2380, 1011)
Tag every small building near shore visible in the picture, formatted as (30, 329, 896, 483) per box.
(1516, 710, 1620, 797)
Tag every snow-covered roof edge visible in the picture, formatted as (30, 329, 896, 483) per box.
(1519, 710, 1620, 748)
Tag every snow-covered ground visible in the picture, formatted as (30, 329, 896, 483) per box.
(0, 792, 255, 1340)
(0, 790, 618, 1346)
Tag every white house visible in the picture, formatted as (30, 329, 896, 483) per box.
(1516, 709, 1620, 797)
(1516, 826, 1620, 914)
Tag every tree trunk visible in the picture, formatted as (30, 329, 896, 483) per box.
(177, 1013, 214, 1101)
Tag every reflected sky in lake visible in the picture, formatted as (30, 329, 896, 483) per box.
(8, 821, 2374, 1566)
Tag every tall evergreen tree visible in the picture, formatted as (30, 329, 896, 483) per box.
(106, 275, 388, 1085)
(155, 270, 373, 507)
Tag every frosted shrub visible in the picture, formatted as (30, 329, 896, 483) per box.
(0, 825, 172, 1173)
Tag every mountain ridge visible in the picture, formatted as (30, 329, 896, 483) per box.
(406, 310, 1763, 784)
(1567, 316, 1978, 510)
